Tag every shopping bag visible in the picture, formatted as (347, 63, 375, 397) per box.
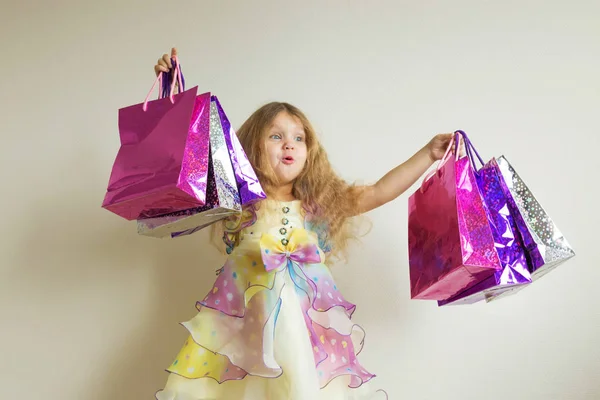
(409, 133, 502, 301)
(492, 156, 575, 284)
(214, 97, 266, 205)
(438, 132, 532, 306)
(137, 97, 244, 238)
(102, 59, 213, 220)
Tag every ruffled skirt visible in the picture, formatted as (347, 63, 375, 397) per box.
(155, 230, 386, 399)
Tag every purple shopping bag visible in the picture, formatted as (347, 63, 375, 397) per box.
(438, 131, 532, 306)
(214, 97, 266, 205)
(409, 133, 502, 301)
(102, 58, 213, 220)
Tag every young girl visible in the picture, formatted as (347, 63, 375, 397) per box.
(153, 49, 454, 400)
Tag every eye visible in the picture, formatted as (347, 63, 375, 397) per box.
(295, 136, 305, 142)
(270, 134, 282, 140)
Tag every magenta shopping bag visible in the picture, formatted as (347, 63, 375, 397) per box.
(102, 58, 213, 220)
(136, 96, 245, 238)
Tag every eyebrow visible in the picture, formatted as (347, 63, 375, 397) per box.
(269, 123, 286, 130)
(268, 124, 305, 135)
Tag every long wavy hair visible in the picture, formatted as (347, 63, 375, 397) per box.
(211, 102, 367, 264)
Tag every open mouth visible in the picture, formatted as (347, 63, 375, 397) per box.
(282, 156, 295, 165)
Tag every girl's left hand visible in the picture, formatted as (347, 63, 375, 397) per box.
(427, 133, 464, 162)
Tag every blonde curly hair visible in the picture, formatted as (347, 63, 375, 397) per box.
(211, 102, 368, 264)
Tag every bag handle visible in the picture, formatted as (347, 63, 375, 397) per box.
(455, 130, 485, 171)
(142, 55, 185, 111)
(160, 56, 186, 98)
(421, 131, 462, 186)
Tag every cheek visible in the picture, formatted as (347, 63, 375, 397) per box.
(264, 143, 279, 161)
(298, 146, 308, 163)
(296, 153, 308, 171)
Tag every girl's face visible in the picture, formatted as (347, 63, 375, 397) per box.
(264, 111, 308, 186)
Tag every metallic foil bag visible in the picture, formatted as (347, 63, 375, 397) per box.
(214, 97, 266, 205)
(137, 98, 242, 238)
(491, 156, 575, 284)
(409, 135, 502, 301)
(438, 133, 532, 306)
(103, 87, 213, 220)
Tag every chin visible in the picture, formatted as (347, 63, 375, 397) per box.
(280, 178, 298, 185)
(277, 174, 301, 185)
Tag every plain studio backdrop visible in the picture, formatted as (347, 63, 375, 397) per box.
(1, 1, 598, 399)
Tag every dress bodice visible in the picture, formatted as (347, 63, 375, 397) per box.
(239, 200, 304, 246)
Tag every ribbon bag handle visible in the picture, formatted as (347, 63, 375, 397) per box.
(454, 130, 486, 173)
(142, 55, 185, 111)
(160, 56, 186, 98)
(421, 131, 462, 187)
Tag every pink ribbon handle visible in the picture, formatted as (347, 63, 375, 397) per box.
(142, 55, 184, 112)
(421, 131, 462, 188)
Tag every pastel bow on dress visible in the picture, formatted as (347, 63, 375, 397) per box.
(260, 228, 323, 272)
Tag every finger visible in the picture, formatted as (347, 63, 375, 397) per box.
(459, 142, 466, 157)
(154, 64, 170, 76)
(157, 56, 170, 69)
(171, 47, 178, 58)
(162, 53, 172, 69)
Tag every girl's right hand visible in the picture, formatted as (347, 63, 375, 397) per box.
(154, 47, 177, 76)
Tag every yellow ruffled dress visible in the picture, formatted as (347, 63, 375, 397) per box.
(155, 200, 386, 399)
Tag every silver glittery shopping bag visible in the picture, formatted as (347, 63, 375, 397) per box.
(136, 97, 242, 238)
(491, 156, 575, 287)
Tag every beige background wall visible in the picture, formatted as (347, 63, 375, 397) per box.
(1, 1, 598, 399)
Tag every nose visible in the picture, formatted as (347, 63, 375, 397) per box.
(284, 140, 294, 150)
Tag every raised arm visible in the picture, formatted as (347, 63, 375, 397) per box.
(354, 133, 455, 214)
